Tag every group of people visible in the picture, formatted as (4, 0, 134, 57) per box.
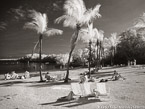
(99, 70, 126, 82)
(44, 72, 66, 82)
(4, 71, 30, 80)
(79, 72, 95, 83)
(44, 72, 53, 81)
(79, 70, 126, 83)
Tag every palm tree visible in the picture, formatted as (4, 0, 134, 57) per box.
(24, 10, 63, 81)
(107, 33, 121, 66)
(98, 30, 104, 68)
(55, 0, 101, 82)
(80, 23, 100, 77)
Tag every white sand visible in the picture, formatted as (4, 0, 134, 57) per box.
(0, 67, 145, 109)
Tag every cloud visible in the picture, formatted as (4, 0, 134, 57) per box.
(0, 22, 7, 31)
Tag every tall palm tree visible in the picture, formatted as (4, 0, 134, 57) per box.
(98, 30, 104, 68)
(80, 23, 100, 77)
(24, 10, 63, 81)
(55, 0, 101, 82)
(107, 33, 121, 66)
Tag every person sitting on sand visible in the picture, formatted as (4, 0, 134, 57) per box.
(4, 73, 11, 80)
(99, 70, 126, 82)
(45, 72, 52, 81)
(110, 70, 126, 81)
(11, 71, 19, 79)
(24, 71, 30, 79)
(80, 73, 89, 83)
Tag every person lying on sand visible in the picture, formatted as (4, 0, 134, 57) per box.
(99, 70, 126, 82)
(11, 71, 19, 79)
(4, 73, 11, 80)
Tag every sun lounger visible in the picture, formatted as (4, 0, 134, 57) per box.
(71, 82, 96, 98)
(93, 83, 110, 98)
(58, 82, 110, 101)
(71, 83, 83, 96)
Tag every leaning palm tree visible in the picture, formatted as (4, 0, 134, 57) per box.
(55, 0, 101, 82)
(24, 10, 63, 82)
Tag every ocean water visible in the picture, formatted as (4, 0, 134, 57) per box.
(0, 62, 57, 74)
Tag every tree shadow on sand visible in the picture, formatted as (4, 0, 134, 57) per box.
(0, 80, 39, 87)
(27, 79, 79, 88)
(40, 98, 102, 108)
(91, 71, 114, 79)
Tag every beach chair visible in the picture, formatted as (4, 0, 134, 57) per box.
(71, 83, 83, 97)
(93, 83, 110, 98)
(57, 83, 81, 101)
(71, 82, 96, 98)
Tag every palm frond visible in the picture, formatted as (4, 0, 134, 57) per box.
(55, 15, 77, 29)
(23, 22, 39, 33)
(98, 30, 104, 41)
(64, 0, 86, 20)
(44, 28, 63, 37)
(83, 4, 101, 24)
(25, 10, 48, 34)
(109, 32, 121, 47)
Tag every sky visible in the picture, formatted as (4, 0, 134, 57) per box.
(0, 0, 145, 58)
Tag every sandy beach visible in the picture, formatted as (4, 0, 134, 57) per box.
(0, 67, 145, 109)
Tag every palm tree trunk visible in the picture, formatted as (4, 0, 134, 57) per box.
(102, 47, 104, 67)
(111, 47, 113, 66)
(99, 41, 101, 68)
(95, 40, 99, 71)
(65, 48, 74, 83)
(113, 47, 116, 65)
(31, 40, 39, 58)
(39, 34, 43, 82)
(88, 41, 92, 78)
(64, 25, 80, 83)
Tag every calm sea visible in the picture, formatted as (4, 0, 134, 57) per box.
(0, 62, 58, 74)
